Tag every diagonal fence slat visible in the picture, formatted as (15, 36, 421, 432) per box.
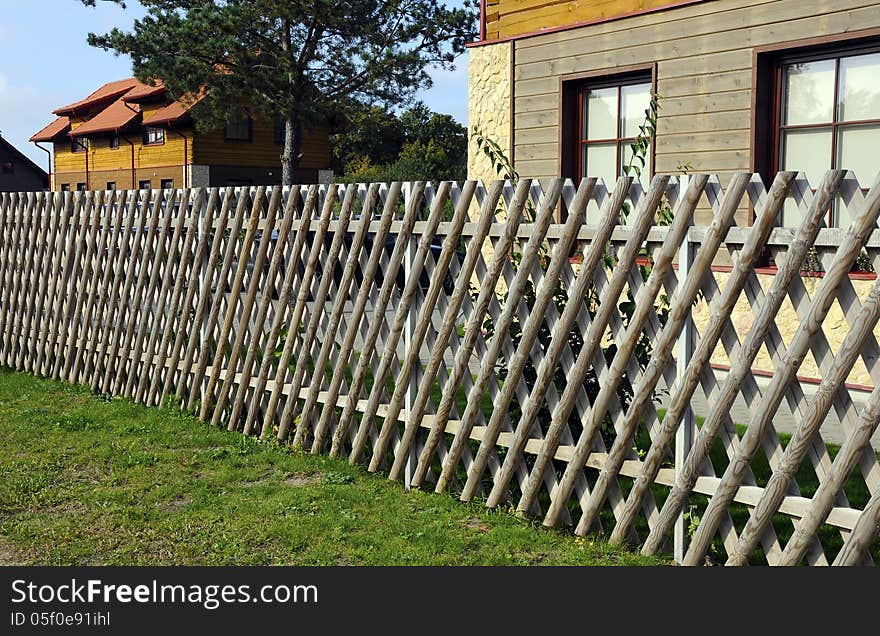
(609, 172, 795, 545)
(641, 171, 847, 557)
(1, 174, 878, 566)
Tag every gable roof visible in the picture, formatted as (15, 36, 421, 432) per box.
(70, 99, 141, 136)
(53, 78, 142, 116)
(30, 116, 71, 142)
(33, 78, 201, 141)
(0, 135, 49, 180)
(123, 79, 167, 103)
(142, 91, 205, 127)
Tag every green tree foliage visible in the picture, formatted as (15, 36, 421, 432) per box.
(331, 106, 407, 173)
(336, 103, 467, 182)
(81, 0, 478, 184)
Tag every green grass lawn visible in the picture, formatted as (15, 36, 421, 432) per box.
(0, 369, 665, 566)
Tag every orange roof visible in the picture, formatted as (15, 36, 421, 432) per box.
(70, 99, 140, 136)
(53, 78, 141, 116)
(35, 78, 202, 140)
(30, 116, 71, 142)
(142, 92, 204, 127)
(123, 79, 166, 102)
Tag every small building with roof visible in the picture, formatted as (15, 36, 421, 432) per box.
(0, 133, 49, 192)
(31, 78, 332, 191)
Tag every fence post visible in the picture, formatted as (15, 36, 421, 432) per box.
(674, 174, 696, 564)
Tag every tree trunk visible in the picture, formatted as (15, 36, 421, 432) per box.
(281, 114, 303, 186)
(279, 17, 303, 186)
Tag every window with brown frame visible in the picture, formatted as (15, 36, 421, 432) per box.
(575, 74, 653, 186)
(71, 138, 88, 153)
(756, 39, 880, 229)
(143, 127, 165, 146)
(561, 70, 653, 223)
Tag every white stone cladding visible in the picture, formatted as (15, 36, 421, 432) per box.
(467, 41, 513, 185)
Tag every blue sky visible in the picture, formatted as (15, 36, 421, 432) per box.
(0, 0, 470, 170)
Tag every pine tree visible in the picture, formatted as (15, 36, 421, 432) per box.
(82, 0, 477, 184)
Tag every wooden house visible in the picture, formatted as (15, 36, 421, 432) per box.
(0, 133, 48, 192)
(468, 0, 880, 227)
(31, 78, 332, 192)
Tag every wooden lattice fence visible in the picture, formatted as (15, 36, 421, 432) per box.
(0, 172, 878, 566)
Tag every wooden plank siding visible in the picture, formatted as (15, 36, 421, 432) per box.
(485, 0, 699, 40)
(52, 167, 187, 192)
(52, 118, 330, 190)
(192, 121, 330, 170)
(506, 0, 880, 227)
(54, 132, 194, 174)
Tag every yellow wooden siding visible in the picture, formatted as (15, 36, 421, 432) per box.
(486, 0, 688, 40)
(134, 129, 194, 168)
(510, 0, 880, 186)
(54, 128, 194, 174)
(140, 104, 165, 120)
(52, 107, 330, 189)
(52, 166, 185, 191)
(192, 120, 330, 169)
(54, 146, 87, 174)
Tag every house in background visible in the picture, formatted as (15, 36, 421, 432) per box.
(31, 78, 332, 192)
(0, 133, 48, 192)
(468, 0, 880, 228)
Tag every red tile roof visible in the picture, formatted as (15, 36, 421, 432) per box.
(30, 116, 71, 142)
(70, 99, 140, 136)
(53, 78, 141, 116)
(142, 92, 204, 127)
(123, 79, 167, 102)
(34, 78, 200, 141)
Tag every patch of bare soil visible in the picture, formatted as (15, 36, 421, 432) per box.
(238, 471, 322, 488)
(282, 473, 322, 487)
(0, 536, 24, 566)
(464, 518, 490, 532)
